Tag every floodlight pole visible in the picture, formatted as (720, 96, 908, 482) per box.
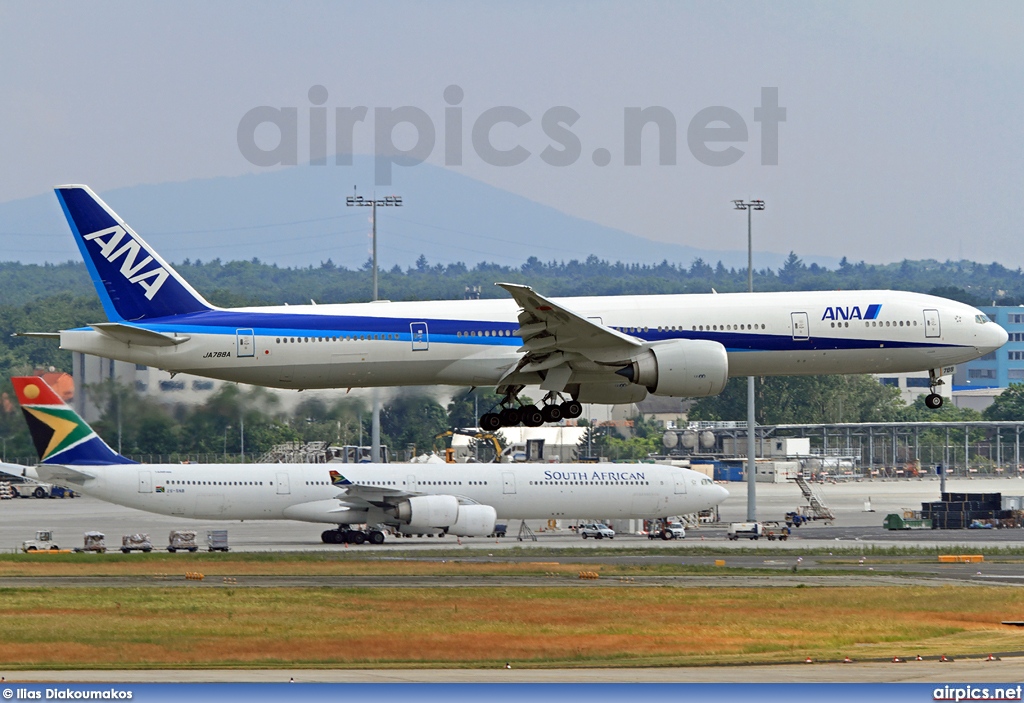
(733, 199, 765, 521)
(348, 189, 403, 462)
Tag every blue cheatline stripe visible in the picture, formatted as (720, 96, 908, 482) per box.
(71, 310, 966, 354)
(865, 304, 882, 320)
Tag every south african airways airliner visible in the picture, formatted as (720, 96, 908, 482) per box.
(32, 185, 1008, 430)
(11, 376, 728, 544)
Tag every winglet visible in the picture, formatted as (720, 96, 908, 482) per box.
(12, 376, 136, 465)
(54, 185, 213, 322)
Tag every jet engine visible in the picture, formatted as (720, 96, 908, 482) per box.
(573, 381, 649, 404)
(616, 339, 729, 397)
(390, 494, 460, 531)
(448, 504, 497, 537)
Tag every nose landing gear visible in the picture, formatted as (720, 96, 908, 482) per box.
(924, 367, 946, 409)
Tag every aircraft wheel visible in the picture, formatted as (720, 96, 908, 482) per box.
(925, 393, 943, 409)
(480, 412, 502, 432)
(540, 404, 562, 423)
(521, 405, 544, 427)
(560, 400, 583, 419)
(352, 531, 367, 545)
(499, 407, 521, 426)
(368, 530, 385, 545)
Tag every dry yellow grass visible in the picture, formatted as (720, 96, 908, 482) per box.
(0, 556, 583, 578)
(1, 586, 1022, 668)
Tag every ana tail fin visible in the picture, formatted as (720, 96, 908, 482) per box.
(11, 377, 136, 465)
(54, 185, 212, 322)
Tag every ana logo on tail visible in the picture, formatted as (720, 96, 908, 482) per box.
(83, 225, 169, 300)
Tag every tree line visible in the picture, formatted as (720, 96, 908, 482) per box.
(3, 252, 1024, 308)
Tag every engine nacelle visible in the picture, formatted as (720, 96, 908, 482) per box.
(573, 381, 648, 404)
(617, 339, 729, 397)
(391, 494, 460, 531)
(448, 504, 497, 537)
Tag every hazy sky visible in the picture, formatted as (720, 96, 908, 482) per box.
(2, 1, 1022, 267)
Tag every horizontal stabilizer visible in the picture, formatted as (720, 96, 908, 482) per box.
(12, 332, 61, 339)
(91, 322, 191, 347)
(35, 463, 97, 485)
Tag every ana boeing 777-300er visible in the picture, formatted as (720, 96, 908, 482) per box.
(32, 185, 1008, 430)
(11, 376, 729, 544)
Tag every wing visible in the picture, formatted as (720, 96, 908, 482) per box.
(495, 282, 642, 391)
(329, 470, 416, 509)
(328, 471, 483, 511)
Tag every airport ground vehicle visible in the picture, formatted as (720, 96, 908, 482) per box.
(74, 531, 107, 552)
(167, 530, 199, 552)
(727, 522, 764, 540)
(785, 511, 809, 527)
(490, 524, 507, 538)
(21, 530, 59, 552)
(120, 534, 153, 552)
(648, 521, 686, 540)
(11, 482, 74, 499)
(579, 523, 615, 539)
(207, 530, 230, 552)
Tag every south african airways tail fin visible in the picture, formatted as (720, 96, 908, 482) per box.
(12, 377, 136, 466)
(54, 185, 213, 322)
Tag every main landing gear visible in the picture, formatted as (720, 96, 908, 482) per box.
(479, 391, 583, 431)
(924, 368, 945, 409)
(322, 526, 386, 545)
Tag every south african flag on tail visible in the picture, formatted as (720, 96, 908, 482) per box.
(12, 377, 136, 466)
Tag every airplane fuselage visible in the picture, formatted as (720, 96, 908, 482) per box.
(61, 289, 1004, 392)
(34, 461, 726, 525)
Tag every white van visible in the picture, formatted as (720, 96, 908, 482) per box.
(727, 522, 764, 540)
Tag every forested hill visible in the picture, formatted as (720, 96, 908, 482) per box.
(2, 253, 1023, 309)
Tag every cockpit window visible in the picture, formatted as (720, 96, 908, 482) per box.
(975, 314, 990, 324)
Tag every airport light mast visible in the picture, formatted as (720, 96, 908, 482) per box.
(733, 199, 765, 521)
(348, 188, 403, 461)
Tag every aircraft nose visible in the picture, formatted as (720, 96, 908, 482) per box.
(994, 323, 1009, 349)
(983, 321, 1009, 353)
(715, 484, 730, 504)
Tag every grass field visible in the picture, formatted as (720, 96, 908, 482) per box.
(2, 552, 1024, 669)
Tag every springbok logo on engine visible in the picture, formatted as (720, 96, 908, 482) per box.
(82, 225, 169, 300)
